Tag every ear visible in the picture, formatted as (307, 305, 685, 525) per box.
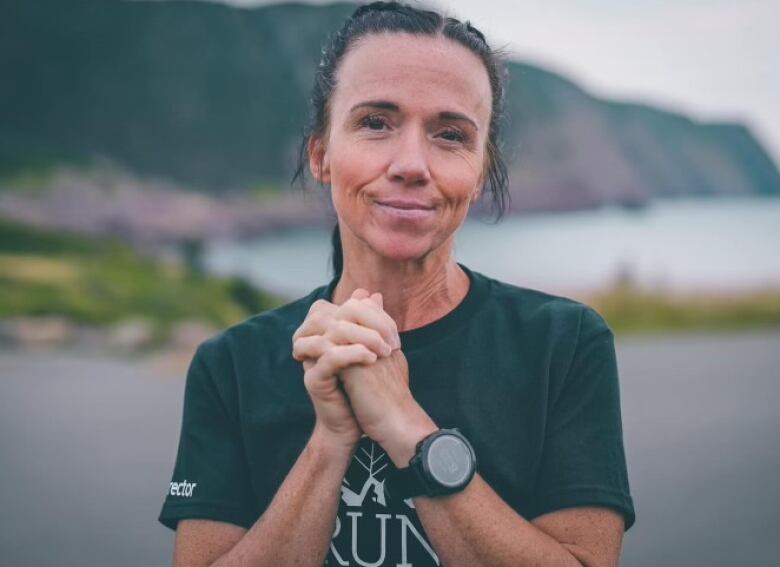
(308, 136, 331, 184)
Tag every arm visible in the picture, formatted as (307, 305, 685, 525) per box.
(417, 476, 624, 567)
(173, 427, 353, 567)
(421, 481, 623, 567)
(173, 292, 398, 566)
(331, 297, 629, 567)
(296, 291, 630, 566)
(382, 414, 624, 567)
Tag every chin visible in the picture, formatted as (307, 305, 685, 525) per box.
(369, 235, 439, 263)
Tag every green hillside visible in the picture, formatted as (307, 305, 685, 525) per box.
(0, 219, 281, 340)
(1, 0, 353, 189)
(2, 0, 779, 210)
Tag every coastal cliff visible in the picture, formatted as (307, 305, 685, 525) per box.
(2, 0, 778, 215)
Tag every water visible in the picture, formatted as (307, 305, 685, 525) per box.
(204, 197, 780, 298)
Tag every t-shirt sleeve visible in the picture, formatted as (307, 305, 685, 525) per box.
(532, 306, 636, 530)
(158, 342, 258, 531)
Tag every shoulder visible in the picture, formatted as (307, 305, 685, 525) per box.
(474, 270, 612, 338)
(193, 284, 327, 373)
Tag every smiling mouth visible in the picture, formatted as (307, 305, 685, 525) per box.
(373, 200, 437, 223)
(374, 199, 435, 211)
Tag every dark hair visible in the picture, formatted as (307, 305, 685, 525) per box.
(292, 1, 510, 276)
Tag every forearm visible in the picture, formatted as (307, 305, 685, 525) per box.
(211, 427, 352, 567)
(413, 474, 588, 567)
(383, 415, 588, 567)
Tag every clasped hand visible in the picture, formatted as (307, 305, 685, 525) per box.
(292, 289, 435, 465)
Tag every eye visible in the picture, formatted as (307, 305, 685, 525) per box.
(359, 114, 389, 131)
(438, 128, 467, 143)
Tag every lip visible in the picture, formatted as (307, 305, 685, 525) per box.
(374, 199, 435, 210)
(373, 199, 437, 223)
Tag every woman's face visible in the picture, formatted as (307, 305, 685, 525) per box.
(310, 33, 492, 263)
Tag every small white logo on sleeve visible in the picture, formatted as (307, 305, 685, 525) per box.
(169, 480, 197, 498)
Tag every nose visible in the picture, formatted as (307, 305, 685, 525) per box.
(386, 128, 431, 187)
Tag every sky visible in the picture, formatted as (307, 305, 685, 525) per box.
(196, 0, 780, 163)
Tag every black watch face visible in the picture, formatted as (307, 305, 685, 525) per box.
(425, 434, 473, 487)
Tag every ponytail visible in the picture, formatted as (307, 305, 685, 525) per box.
(330, 224, 343, 277)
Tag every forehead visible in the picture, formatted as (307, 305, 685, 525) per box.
(331, 33, 492, 124)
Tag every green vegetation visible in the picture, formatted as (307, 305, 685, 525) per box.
(3, 219, 778, 343)
(591, 284, 780, 334)
(3, 0, 777, 201)
(0, 164, 61, 194)
(247, 182, 287, 202)
(0, 220, 283, 342)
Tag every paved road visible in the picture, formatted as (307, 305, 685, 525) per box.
(1, 330, 779, 566)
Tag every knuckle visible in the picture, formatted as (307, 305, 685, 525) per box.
(337, 345, 355, 361)
(320, 348, 337, 366)
(332, 345, 354, 365)
(355, 343, 373, 359)
(318, 336, 333, 353)
(368, 328, 383, 343)
(334, 319, 352, 335)
(388, 317, 399, 332)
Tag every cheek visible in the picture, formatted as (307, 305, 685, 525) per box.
(329, 144, 383, 197)
(433, 155, 483, 205)
(328, 151, 375, 221)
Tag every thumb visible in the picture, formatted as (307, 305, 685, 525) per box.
(351, 288, 370, 300)
(370, 292, 383, 310)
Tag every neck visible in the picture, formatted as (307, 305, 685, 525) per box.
(332, 238, 470, 333)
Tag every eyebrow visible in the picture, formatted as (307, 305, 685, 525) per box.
(349, 100, 479, 131)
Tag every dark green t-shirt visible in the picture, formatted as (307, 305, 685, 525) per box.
(159, 264, 635, 565)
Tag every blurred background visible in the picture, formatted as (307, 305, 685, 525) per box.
(1, 0, 778, 565)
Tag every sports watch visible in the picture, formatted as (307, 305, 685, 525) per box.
(386, 428, 477, 499)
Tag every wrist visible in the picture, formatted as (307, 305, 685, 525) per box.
(382, 409, 438, 468)
(309, 424, 360, 466)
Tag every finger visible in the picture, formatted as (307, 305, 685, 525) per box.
(325, 319, 392, 357)
(336, 298, 400, 349)
(304, 344, 377, 385)
(347, 289, 384, 314)
(292, 300, 338, 342)
(293, 335, 333, 362)
(351, 288, 371, 300)
(308, 298, 338, 316)
(370, 292, 383, 310)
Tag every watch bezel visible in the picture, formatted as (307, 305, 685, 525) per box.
(411, 428, 476, 496)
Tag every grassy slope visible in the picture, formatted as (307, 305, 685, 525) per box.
(590, 285, 780, 334)
(2, 220, 779, 337)
(0, 220, 282, 336)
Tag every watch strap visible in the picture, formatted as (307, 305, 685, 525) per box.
(385, 458, 428, 500)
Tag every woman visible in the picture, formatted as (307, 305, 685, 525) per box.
(159, 3, 635, 566)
